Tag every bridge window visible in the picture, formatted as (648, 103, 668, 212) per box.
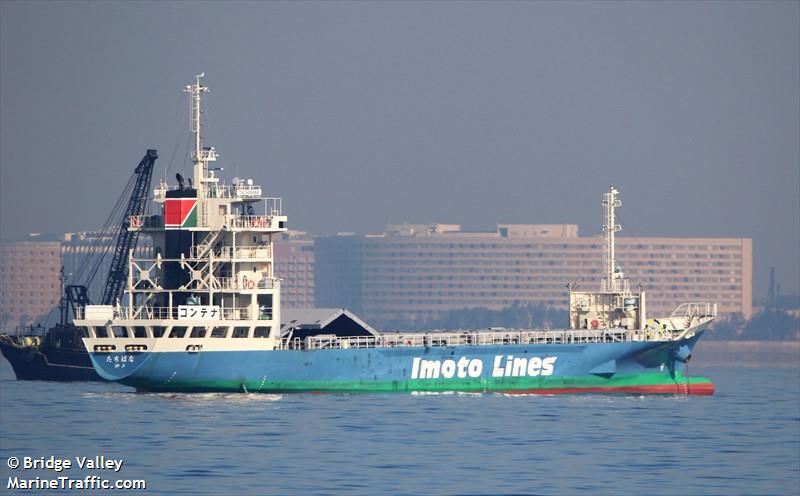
(94, 326, 108, 338)
(232, 327, 249, 338)
(254, 327, 270, 338)
(112, 326, 128, 338)
(169, 326, 187, 338)
(190, 327, 207, 338)
(152, 326, 166, 338)
(210, 326, 228, 338)
(133, 326, 147, 338)
(257, 294, 273, 320)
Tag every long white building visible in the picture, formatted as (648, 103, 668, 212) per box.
(315, 223, 752, 326)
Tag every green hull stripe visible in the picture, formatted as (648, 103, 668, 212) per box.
(124, 371, 713, 393)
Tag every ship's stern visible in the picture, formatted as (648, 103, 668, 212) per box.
(83, 336, 155, 383)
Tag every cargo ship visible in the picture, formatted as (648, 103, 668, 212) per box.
(77, 75, 717, 395)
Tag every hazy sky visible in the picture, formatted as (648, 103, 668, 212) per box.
(1, 1, 798, 298)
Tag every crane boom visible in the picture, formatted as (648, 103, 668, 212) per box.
(100, 149, 158, 305)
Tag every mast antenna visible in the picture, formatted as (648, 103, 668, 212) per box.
(59, 266, 67, 325)
(602, 186, 622, 292)
(185, 72, 208, 162)
(183, 73, 216, 199)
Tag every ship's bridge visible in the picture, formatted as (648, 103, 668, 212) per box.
(128, 179, 286, 233)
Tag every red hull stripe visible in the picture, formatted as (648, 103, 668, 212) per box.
(501, 382, 715, 396)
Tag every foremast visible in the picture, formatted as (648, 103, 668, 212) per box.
(569, 186, 646, 332)
(569, 186, 716, 338)
(602, 186, 623, 293)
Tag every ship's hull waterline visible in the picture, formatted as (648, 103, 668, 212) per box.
(87, 333, 713, 395)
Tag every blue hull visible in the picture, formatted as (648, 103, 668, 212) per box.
(87, 332, 713, 395)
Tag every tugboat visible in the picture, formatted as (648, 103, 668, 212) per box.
(77, 74, 717, 395)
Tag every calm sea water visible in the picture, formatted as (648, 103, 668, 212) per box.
(1, 359, 798, 496)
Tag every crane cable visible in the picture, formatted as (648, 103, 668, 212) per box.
(70, 171, 138, 293)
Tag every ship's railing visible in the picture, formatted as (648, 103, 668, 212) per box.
(226, 215, 276, 230)
(2, 325, 48, 338)
(154, 180, 271, 202)
(153, 185, 180, 199)
(0, 333, 43, 348)
(265, 197, 282, 216)
(221, 307, 251, 320)
(225, 197, 282, 215)
(213, 277, 276, 291)
(669, 302, 717, 320)
(75, 306, 252, 321)
(257, 278, 276, 289)
(190, 245, 272, 260)
(206, 184, 262, 199)
(282, 329, 650, 351)
(128, 215, 163, 230)
(196, 148, 218, 162)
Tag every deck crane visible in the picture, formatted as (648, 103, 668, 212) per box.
(101, 149, 158, 305)
(65, 149, 158, 316)
(0, 149, 158, 381)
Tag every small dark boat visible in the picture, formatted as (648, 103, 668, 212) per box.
(0, 324, 100, 381)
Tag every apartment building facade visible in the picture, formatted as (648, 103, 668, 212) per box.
(0, 239, 62, 327)
(274, 232, 315, 308)
(315, 223, 752, 326)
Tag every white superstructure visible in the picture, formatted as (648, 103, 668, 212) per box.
(77, 74, 288, 354)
